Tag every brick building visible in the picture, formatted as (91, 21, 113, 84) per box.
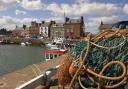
(20, 29, 30, 37)
(50, 22, 64, 39)
(29, 21, 40, 36)
(11, 27, 30, 37)
(11, 30, 22, 37)
(64, 16, 84, 39)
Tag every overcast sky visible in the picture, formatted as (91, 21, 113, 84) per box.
(0, 0, 128, 33)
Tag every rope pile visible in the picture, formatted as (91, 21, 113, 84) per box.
(57, 54, 72, 87)
(68, 30, 128, 89)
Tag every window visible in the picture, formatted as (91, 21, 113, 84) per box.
(126, 25, 128, 29)
(46, 54, 49, 59)
(119, 24, 126, 29)
(50, 54, 53, 59)
(125, 24, 128, 29)
(54, 54, 57, 58)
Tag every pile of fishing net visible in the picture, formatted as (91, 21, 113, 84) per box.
(57, 30, 128, 89)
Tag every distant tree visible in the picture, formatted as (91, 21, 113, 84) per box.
(23, 24, 26, 30)
(0, 28, 12, 35)
(0, 28, 7, 35)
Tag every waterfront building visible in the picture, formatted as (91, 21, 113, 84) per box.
(29, 21, 40, 37)
(12, 26, 30, 37)
(50, 22, 64, 39)
(39, 16, 85, 39)
(99, 21, 112, 31)
(0, 35, 6, 41)
(39, 21, 51, 38)
(20, 29, 30, 38)
(11, 16, 85, 39)
(64, 16, 85, 39)
(11, 30, 22, 37)
(99, 21, 128, 31)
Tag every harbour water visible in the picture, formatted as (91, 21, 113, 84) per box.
(0, 45, 45, 76)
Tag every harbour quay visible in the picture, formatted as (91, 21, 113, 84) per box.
(0, 54, 67, 89)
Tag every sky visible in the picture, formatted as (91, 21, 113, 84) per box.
(0, 0, 128, 33)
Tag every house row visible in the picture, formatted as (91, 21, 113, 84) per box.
(12, 16, 85, 39)
(11, 27, 30, 37)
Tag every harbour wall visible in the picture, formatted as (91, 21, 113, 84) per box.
(0, 55, 66, 89)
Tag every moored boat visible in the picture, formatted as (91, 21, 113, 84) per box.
(44, 43, 67, 61)
(21, 42, 31, 46)
(21, 42, 26, 46)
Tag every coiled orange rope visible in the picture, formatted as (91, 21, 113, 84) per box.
(68, 34, 91, 89)
(69, 30, 128, 89)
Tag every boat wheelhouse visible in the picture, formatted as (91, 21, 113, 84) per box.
(44, 43, 67, 61)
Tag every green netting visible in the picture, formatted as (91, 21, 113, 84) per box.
(71, 36, 128, 89)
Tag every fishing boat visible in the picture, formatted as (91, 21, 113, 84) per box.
(21, 42, 31, 46)
(21, 42, 26, 46)
(45, 42, 56, 48)
(44, 43, 67, 61)
(45, 38, 65, 48)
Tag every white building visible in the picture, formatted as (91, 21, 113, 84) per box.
(39, 21, 52, 38)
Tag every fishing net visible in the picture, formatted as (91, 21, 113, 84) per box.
(69, 30, 128, 89)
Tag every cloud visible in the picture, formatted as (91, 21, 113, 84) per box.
(0, 16, 19, 25)
(0, 0, 20, 11)
(42, 16, 64, 23)
(86, 16, 120, 33)
(15, 9, 26, 15)
(0, 16, 39, 30)
(1, 0, 20, 3)
(0, 0, 45, 11)
(21, 0, 45, 10)
(123, 4, 128, 15)
(89, 16, 120, 24)
(46, 0, 119, 16)
(0, 16, 64, 30)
